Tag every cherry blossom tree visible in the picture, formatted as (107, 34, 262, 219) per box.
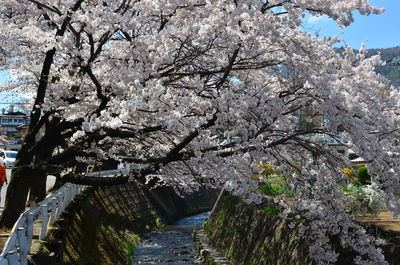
(0, 135, 9, 145)
(1, 0, 399, 264)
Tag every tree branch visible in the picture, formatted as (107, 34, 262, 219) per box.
(61, 172, 130, 186)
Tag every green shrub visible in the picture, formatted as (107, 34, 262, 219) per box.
(355, 165, 371, 185)
(343, 183, 363, 194)
(221, 194, 241, 209)
(343, 184, 385, 215)
(258, 182, 293, 196)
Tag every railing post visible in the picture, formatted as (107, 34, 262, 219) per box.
(71, 184, 76, 196)
(49, 198, 58, 225)
(39, 205, 49, 240)
(57, 193, 64, 218)
(16, 227, 28, 265)
(64, 184, 71, 206)
(26, 213, 34, 252)
(0, 168, 121, 265)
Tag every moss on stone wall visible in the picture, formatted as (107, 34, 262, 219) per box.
(205, 194, 400, 265)
(62, 184, 160, 265)
(30, 182, 217, 265)
(204, 194, 314, 265)
(30, 183, 160, 265)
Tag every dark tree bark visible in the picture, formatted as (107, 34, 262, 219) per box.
(60, 173, 130, 186)
(1, 0, 87, 226)
(28, 124, 59, 204)
(0, 152, 34, 228)
(26, 168, 47, 206)
(28, 163, 50, 205)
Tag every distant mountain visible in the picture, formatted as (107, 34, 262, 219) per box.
(335, 46, 400, 88)
(366, 46, 400, 88)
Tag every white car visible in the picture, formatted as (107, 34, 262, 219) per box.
(0, 150, 18, 168)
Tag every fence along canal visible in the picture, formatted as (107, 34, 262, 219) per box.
(0, 168, 130, 265)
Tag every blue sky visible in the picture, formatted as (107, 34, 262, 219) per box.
(303, 0, 400, 49)
(0, 71, 9, 86)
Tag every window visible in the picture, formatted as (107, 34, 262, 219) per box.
(5, 152, 17, 158)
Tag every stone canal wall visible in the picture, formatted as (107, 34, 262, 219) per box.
(204, 194, 313, 265)
(29, 183, 217, 265)
(204, 194, 400, 265)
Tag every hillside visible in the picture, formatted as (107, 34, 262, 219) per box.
(366, 46, 400, 88)
(335, 46, 400, 88)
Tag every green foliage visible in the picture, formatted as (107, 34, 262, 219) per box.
(121, 232, 140, 264)
(336, 46, 400, 89)
(355, 165, 371, 185)
(149, 210, 164, 228)
(106, 226, 141, 264)
(342, 183, 363, 194)
(155, 217, 164, 228)
(365, 46, 400, 88)
(260, 206, 281, 215)
(386, 67, 400, 82)
(342, 184, 385, 215)
(221, 194, 240, 210)
(259, 181, 293, 196)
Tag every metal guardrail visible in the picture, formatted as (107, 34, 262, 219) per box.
(0, 168, 130, 265)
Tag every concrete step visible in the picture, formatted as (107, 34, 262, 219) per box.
(193, 229, 233, 265)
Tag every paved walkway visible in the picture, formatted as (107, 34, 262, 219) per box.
(0, 172, 57, 251)
(358, 210, 400, 232)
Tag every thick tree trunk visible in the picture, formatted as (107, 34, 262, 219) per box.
(0, 140, 39, 228)
(27, 170, 47, 205)
(28, 146, 55, 204)
(0, 162, 33, 228)
(0, 1, 86, 227)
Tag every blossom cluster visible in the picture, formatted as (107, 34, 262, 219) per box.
(0, 0, 398, 263)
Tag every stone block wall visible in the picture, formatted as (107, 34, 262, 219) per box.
(204, 194, 400, 265)
(30, 183, 160, 265)
(29, 182, 217, 265)
(204, 194, 313, 265)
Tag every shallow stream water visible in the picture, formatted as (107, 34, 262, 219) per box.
(133, 212, 209, 265)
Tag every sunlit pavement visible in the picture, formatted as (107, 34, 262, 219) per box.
(0, 169, 56, 208)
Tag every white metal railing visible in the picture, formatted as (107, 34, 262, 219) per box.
(0, 168, 130, 265)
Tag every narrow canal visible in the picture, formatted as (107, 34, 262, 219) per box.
(133, 212, 209, 265)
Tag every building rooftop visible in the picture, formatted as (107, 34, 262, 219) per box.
(1, 111, 27, 116)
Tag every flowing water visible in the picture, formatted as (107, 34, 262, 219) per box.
(133, 212, 209, 265)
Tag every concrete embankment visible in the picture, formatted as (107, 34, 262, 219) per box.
(204, 193, 400, 265)
(29, 182, 217, 265)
